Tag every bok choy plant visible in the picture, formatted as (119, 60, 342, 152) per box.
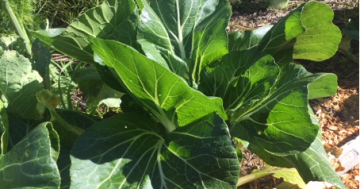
(0, 0, 346, 188)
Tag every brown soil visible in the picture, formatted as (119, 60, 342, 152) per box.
(230, 1, 359, 188)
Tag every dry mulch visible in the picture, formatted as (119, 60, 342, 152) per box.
(231, 0, 359, 188)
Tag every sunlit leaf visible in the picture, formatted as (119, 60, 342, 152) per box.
(137, 0, 231, 83)
(0, 51, 43, 119)
(71, 113, 239, 188)
(32, 0, 138, 63)
(90, 38, 227, 132)
(248, 107, 346, 189)
(230, 63, 323, 155)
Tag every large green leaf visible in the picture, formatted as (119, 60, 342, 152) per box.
(0, 122, 61, 188)
(307, 73, 337, 99)
(230, 2, 341, 65)
(292, 2, 341, 61)
(90, 38, 227, 133)
(243, 105, 345, 189)
(1, 113, 72, 187)
(32, 0, 137, 63)
(2, 113, 61, 162)
(252, 127, 346, 189)
(55, 109, 102, 188)
(137, 0, 231, 84)
(103, 11, 140, 49)
(0, 51, 43, 119)
(47, 109, 100, 188)
(71, 113, 239, 188)
(199, 50, 279, 112)
(230, 63, 324, 155)
(288, 135, 346, 189)
(5, 113, 42, 150)
(1, 112, 62, 160)
(259, 1, 341, 64)
(200, 51, 331, 155)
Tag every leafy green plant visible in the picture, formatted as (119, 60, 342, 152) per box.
(0, 0, 346, 188)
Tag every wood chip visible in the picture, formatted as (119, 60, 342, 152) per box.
(329, 126, 339, 131)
